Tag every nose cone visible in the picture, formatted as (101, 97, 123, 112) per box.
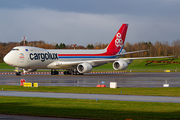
(3, 53, 12, 65)
(4, 54, 8, 64)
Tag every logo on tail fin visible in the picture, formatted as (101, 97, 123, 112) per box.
(115, 33, 123, 47)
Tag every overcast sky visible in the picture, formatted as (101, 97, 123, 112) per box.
(0, 0, 180, 46)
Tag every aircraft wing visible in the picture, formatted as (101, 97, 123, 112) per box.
(47, 59, 120, 69)
(120, 56, 174, 60)
(117, 49, 149, 57)
(47, 56, 174, 69)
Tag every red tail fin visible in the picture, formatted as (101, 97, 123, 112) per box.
(106, 24, 128, 54)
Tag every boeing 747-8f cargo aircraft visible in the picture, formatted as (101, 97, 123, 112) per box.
(3, 24, 172, 75)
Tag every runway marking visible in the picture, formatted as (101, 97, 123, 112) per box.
(0, 91, 180, 103)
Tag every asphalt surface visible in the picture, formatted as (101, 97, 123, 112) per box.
(1, 91, 180, 103)
(0, 72, 180, 87)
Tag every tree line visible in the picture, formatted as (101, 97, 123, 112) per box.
(0, 39, 180, 63)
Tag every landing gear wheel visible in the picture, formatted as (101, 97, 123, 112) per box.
(51, 70, 54, 75)
(64, 71, 67, 75)
(16, 72, 21, 76)
(51, 69, 59, 75)
(64, 71, 71, 75)
(54, 71, 59, 75)
(72, 70, 84, 75)
(73, 71, 78, 75)
(63, 69, 84, 75)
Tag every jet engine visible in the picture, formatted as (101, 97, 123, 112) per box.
(23, 69, 37, 73)
(77, 63, 93, 73)
(113, 60, 128, 70)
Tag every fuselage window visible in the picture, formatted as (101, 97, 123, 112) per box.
(12, 49, 19, 51)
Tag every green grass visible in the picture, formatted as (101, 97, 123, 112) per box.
(0, 63, 14, 69)
(1, 85, 180, 97)
(0, 96, 180, 120)
(126, 58, 180, 71)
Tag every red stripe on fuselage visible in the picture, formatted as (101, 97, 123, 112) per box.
(58, 50, 118, 56)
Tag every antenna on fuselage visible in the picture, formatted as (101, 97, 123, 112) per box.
(22, 36, 27, 46)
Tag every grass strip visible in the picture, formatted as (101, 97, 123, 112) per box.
(1, 85, 180, 97)
(0, 96, 180, 120)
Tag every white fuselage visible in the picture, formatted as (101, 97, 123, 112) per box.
(4, 46, 125, 69)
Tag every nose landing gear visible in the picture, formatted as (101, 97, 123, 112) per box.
(16, 72, 21, 76)
(15, 67, 21, 76)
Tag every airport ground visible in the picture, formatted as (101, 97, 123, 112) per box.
(0, 72, 180, 119)
(0, 72, 180, 87)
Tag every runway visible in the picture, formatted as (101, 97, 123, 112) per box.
(0, 72, 180, 87)
(1, 91, 180, 103)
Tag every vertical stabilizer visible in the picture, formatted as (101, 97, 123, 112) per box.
(106, 24, 128, 55)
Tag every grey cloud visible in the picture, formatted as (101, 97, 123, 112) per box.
(0, 8, 180, 46)
(1, 0, 180, 16)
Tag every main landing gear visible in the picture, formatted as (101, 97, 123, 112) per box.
(50, 69, 84, 75)
(51, 69, 59, 75)
(63, 71, 71, 75)
(63, 69, 84, 75)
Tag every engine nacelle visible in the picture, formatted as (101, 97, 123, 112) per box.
(77, 63, 93, 73)
(113, 60, 128, 70)
(23, 69, 37, 73)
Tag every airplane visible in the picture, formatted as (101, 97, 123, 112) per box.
(3, 24, 173, 76)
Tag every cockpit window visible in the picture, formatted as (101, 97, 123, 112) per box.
(12, 49, 19, 51)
